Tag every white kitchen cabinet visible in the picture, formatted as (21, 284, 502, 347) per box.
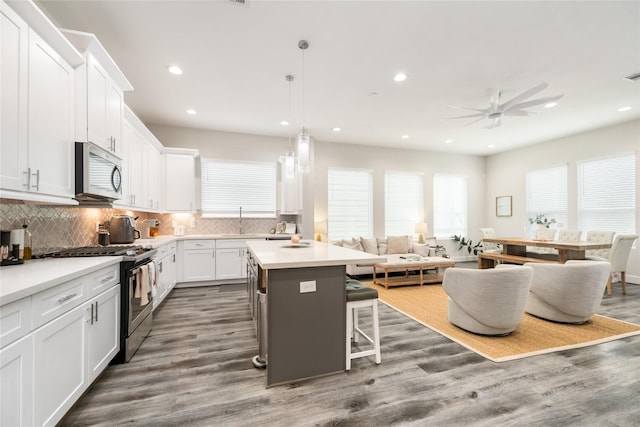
(215, 240, 250, 281)
(0, 1, 81, 204)
(155, 242, 177, 309)
(165, 151, 198, 212)
(181, 240, 216, 282)
(62, 30, 132, 157)
(0, 334, 34, 427)
(33, 299, 87, 427)
(86, 285, 119, 383)
(145, 143, 164, 211)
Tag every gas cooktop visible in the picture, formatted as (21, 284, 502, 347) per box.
(36, 245, 151, 258)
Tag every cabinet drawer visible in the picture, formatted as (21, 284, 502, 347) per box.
(156, 244, 169, 257)
(167, 242, 176, 253)
(86, 265, 120, 299)
(32, 277, 86, 329)
(216, 239, 247, 249)
(0, 297, 32, 348)
(183, 240, 215, 250)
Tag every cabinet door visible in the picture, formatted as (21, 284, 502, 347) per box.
(33, 304, 87, 427)
(166, 249, 177, 289)
(154, 256, 169, 309)
(127, 125, 144, 207)
(0, 334, 34, 427)
(183, 249, 216, 282)
(86, 285, 120, 383)
(86, 54, 108, 150)
(165, 154, 196, 212)
(105, 81, 123, 156)
(0, 2, 28, 192)
(27, 28, 75, 198)
(215, 248, 242, 280)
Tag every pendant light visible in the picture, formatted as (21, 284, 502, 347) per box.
(284, 74, 296, 179)
(296, 40, 311, 173)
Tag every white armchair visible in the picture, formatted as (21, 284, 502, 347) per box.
(524, 261, 611, 324)
(480, 227, 501, 254)
(442, 266, 533, 336)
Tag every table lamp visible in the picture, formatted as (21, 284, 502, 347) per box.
(415, 222, 428, 244)
(314, 221, 327, 241)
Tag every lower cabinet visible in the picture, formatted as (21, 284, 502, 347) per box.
(0, 335, 34, 427)
(155, 243, 177, 309)
(32, 284, 119, 427)
(181, 240, 216, 282)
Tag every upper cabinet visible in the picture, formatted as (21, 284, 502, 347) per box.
(165, 149, 199, 212)
(61, 29, 133, 158)
(0, 1, 83, 205)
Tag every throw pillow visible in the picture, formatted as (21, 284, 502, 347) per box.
(412, 243, 429, 257)
(377, 238, 388, 255)
(343, 238, 363, 251)
(387, 235, 409, 254)
(360, 237, 378, 254)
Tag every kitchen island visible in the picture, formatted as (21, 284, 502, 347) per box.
(246, 240, 385, 386)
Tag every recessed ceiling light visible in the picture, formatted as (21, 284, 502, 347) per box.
(544, 102, 558, 108)
(445, 139, 453, 144)
(401, 134, 409, 139)
(168, 65, 183, 75)
(186, 109, 197, 115)
(281, 121, 289, 126)
(488, 144, 495, 148)
(618, 106, 632, 112)
(332, 127, 341, 132)
(394, 73, 407, 82)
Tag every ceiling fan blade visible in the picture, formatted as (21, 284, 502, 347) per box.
(505, 94, 564, 111)
(446, 112, 486, 119)
(489, 89, 501, 113)
(464, 117, 487, 127)
(447, 104, 487, 113)
(499, 82, 549, 111)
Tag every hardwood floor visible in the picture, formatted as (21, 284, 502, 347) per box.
(61, 272, 640, 426)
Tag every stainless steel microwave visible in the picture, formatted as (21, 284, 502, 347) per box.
(75, 141, 123, 204)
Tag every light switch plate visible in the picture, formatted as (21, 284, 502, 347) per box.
(300, 280, 316, 293)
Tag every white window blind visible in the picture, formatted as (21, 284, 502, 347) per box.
(526, 164, 568, 231)
(200, 158, 276, 218)
(578, 153, 636, 234)
(385, 171, 424, 237)
(433, 174, 467, 238)
(328, 168, 373, 241)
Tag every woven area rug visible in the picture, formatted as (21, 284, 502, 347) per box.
(363, 282, 640, 362)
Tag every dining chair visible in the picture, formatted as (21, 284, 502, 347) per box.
(590, 234, 638, 295)
(480, 227, 501, 254)
(556, 229, 582, 241)
(585, 230, 615, 259)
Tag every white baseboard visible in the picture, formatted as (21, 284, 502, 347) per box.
(626, 274, 639, 285)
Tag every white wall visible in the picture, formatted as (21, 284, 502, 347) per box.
(485, 118, 640, 281)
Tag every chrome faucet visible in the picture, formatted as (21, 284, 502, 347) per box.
(239, 206, 244, 234)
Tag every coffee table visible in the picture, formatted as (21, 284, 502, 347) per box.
(373, 256, 455, 289)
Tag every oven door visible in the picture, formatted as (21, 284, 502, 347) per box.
(128, 261, 153, 332)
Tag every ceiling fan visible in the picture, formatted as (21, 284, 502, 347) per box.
(447, 82, 563, 129)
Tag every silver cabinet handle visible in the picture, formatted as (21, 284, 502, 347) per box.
(23, 168, 31, 188)
(31, 169, 40, 191)
(101, 274, 114, 284)
(95, 301, 98, 322)
(58, 293, 77, 303)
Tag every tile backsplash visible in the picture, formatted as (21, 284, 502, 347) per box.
(1, 199, 297, 255)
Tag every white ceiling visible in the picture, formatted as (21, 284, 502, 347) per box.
(36, 0, 640, 156)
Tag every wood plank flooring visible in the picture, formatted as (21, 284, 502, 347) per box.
(61, 269, 640, 426)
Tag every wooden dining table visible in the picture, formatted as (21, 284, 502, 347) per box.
(478, 236, 612, 268)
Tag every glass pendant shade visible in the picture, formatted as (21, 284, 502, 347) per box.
(284, 151, 296, 179)
(297, 129, 310, 173)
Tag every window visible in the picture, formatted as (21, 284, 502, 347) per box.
(200, 158, 276, 218)
(433, 174, 467, 238)
(328, 168, 373, 241)
(578, 153, 636, 234)
(526, 164, 568, 231)
(385, 171, 424, 237)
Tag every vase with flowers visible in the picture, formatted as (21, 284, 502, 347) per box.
(529, 214, 556, 240)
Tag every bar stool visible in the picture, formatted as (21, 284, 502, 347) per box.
(346, 279, 381, 370)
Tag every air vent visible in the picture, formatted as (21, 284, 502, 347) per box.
(229, 0, 247, 4)
(624, 72, 640, 82)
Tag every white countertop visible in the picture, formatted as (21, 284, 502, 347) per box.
(136, 233, 290, 249)
(246, 240, 386, 269)
(0, 257, 122, 306)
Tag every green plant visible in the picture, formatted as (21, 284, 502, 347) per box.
(451, 234, 483, 255)
(528, 214, 557, 229)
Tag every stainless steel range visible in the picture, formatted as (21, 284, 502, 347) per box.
(38, 245, 157, 363)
